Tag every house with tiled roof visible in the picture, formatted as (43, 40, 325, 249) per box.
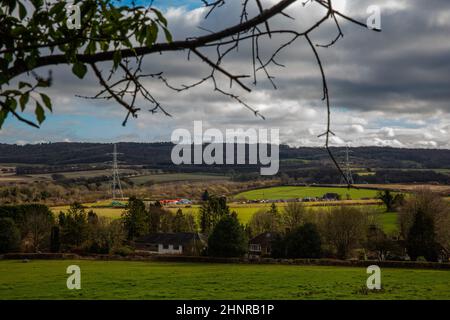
(134, 232, 206, 256)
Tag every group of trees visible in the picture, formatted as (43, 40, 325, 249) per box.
(248, 204, 370, 260)
(0, 203, 127, 254)
(0, 189, 448, 262)
(246, 190, 450, 261)
(248, 202, 306, 237)
(196, 194, 249, 257)
(56, 204, 124, 253)
(0, 182, 108, 205)
(272, 223, 322, 259)
(399, 190, 450, 261)
(122, 197, 196, 240)
(0, 204, 53, 252)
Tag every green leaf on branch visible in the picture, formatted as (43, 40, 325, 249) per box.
(145, 22, 158, 48)
(72, 62, 88, 79)
(0, 108, 8, 129)
(35, 102, 46, 124)
(19, 93, 29, 111)
(113, 51, 122, 70)
(7, 98, 17, 111)
(163, 27, 173, 43)
(18, 2, 27, 20)
(40, 93, 52, 111)
(152, 8, 167, 27)
(19, 81, 32, 89)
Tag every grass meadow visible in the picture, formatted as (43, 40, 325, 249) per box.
(0, 260, 448, 300)
(236, 186, 380, 201)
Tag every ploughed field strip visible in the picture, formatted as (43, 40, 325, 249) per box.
(0, 260, 449, 300)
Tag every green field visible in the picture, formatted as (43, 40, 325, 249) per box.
(380, 212, 399, 235)
(0, 260, 448, 300)
(129, 173, 229, 185)
(236, 186, 380, 200)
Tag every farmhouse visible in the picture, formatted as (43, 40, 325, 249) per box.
(134, 232, 206, 255)
(248, 232, 280, 258)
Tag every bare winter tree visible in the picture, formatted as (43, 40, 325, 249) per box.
(0, 0, 380, 183)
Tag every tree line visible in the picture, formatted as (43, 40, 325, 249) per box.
(245, 190, 449, 261)
(0, 189, 449, 262)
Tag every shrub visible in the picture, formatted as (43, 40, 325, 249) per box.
(113, 246, 134, 257)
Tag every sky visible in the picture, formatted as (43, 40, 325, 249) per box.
(1, 0, 449, 148)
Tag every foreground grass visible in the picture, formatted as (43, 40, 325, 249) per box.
(237, 186, 380, 201)
(0, 260, 448, 300)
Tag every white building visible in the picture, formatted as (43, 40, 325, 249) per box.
(134, 232, 205, 256)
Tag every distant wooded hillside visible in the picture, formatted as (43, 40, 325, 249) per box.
(1, 143, 449, 184)
(0, 143, 449, 169)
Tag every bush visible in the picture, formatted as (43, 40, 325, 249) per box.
(0, 218, 21, 253)
(416, 256, 427, 262)
(112, 246, 134, 257)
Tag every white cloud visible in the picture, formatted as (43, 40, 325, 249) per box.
(1, 0, 450, 150)
(380, 127, 396, 138)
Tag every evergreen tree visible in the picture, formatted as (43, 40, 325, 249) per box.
(406, 210, 439, 261)
(285, 223, 322, 259)
(208, 214, 248, 257)
(59, 203, 88, 248)
(200, 196, 229, 234)
(122, 197, 148, 240)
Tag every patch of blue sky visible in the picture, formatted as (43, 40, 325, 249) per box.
(373, 118, 430, 129)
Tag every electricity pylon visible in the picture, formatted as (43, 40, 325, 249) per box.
(340, 144, 354, 185)
(108, 144, 124, 199)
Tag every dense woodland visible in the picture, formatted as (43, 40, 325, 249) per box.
(1, 143, 449, 169)
(1, 143, 449, 184)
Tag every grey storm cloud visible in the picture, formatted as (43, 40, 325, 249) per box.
(1, 0, 449, 148)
